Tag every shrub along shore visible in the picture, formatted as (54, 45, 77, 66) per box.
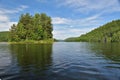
(8, 39, 54, 44)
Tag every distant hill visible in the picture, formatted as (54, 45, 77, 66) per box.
(0, 31, 9, 42)
(65, 20, 120, 42)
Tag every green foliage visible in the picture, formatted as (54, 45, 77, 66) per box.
(10, 13, 53, 42)
(65, 20, 120, 42)
(65, 37, 80, 42)
(9, 39, 54, 44)
(0, 31, 9, 42)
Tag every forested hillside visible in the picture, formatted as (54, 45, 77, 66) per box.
(10, 13, 53, 42)
(0, 31, 9, 42)
(65, 20, 120, 42)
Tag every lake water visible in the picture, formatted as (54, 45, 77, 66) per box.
(0, 42, 120, 80)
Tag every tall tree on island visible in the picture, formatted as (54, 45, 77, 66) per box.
(10, 13, 53, 42)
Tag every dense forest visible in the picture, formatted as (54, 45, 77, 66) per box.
(10, 13, 53, 42)
(65, 20, 120, 42)
(0, 31, 9, 42)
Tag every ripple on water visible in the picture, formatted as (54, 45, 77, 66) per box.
(0, 42, 120, 80)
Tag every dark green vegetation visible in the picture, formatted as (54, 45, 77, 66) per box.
(65, 20, 120, 42)
(10, 13, 53, 42)
(0, 31, 9, 42)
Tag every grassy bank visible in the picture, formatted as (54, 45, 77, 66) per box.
(9, 39, 54, 44)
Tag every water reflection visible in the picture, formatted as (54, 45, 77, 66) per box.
(1, 42, 120, 80)
(89, 43, 120, 62)
(9, 44, 53, 79)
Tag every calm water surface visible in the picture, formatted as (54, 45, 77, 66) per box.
(0, 42, 120, 80)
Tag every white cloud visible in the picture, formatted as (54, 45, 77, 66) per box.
(52, 13, 102, 27)
(0, 5, 28, 31)
(0, 14, 9, 22)
(58, 0, 120, 13)
(0, 21, 17, 31)
(0, 5, 28, 14)
(53, 28, 94, 39)
(52, 17, 71, 24)
(52, 13, 104, 39)
(53, 0, 120, 39)
(52, 15, 100, 39)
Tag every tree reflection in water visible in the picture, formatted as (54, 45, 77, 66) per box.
(10, 44, 53, 77)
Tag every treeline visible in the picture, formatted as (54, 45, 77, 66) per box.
(65, 19, 120, 42)
(0, 31, 9, 42)
(65, 37, 79, 42)
(10, 13, 53, 42)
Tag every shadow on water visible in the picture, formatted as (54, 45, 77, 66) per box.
(9, 44, 53, 80)
(89, 42, 120, 62)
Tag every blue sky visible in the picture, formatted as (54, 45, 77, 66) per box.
(0, 0, 120, 39)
